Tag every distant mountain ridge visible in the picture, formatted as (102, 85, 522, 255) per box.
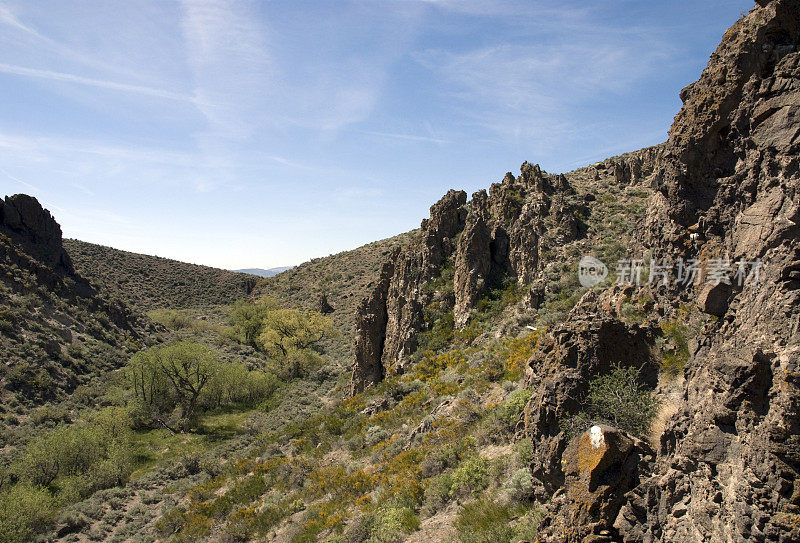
(233, 266, 293, 277)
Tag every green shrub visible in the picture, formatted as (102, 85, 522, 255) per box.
(267, 348, 324, 381)
(572, 364, 659, 437)
(502, 468, 534, 502)
(500, 388, 533, 430)
(0, 483, 55, 543)
(13, 407, 133, 492)
(372, 502, 419, 541)
(422, 472, 453, 514)
(419, 441, 467, 478)
(660, 318, 690, 377)
(515, 438, 534, 465)
(455, 499, 516, 543)
(147, 309, 214, 333)
(513, 507, 545, 541)
(202, 362, 277, 409)
(451, 457, 489, 498)
(417, 309, 455, 353)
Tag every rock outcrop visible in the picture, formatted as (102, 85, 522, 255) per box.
(537, 425, 654, 543)
(380, 190, 467, 376)
(453, 202, 492, 328)
(0, 194, 75, 275)
(351, 163, 586, 392)
(0, 193, 157, 405)
(523, 289, 659, 500)
(614, 2, 800, 541)
(529, 2, 800, 541)
(351, 253, 397, 394)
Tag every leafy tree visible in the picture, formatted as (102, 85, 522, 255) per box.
(230, 297, 335, 357)
(0, 483, 55, 543)
(129, 342, 219, 431)
(269, 348, 324, 380)
(129, 346, 175, 420)
(229, 298, 278, 347)
(257, 308, 334, 357)
(202, 362, 277, 408)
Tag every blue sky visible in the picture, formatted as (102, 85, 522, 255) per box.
(0, 0, 751, 269)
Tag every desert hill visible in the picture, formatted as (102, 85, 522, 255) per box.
(64, 239, 260, 312)
(0, 194, 159, 440)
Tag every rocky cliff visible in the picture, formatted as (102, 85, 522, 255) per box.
(350, 162, 595, 391)
(533, 1, 800, 541)
(1, 194, 76, 277)
(351, 1, 800, 541)
(615, 2, 800, 541)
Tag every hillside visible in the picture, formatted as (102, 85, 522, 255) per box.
(64, 239, 259, 312)
(0, 194, 159, 438)
(0, 3, 797, 543)
(253, 232, 416, 360)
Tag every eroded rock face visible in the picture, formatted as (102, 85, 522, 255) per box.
(523, 290, 659, 498)
(351, 164, 586, 391)
(537, 425, 653, 543)
(610, 2, 800, 542)
(0, 194, 75, 274)
(351, 252, 397, 394)
(381, 190, 467, 374)
(453, 208, 491, 328)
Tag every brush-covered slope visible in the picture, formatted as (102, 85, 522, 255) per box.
(2, 3, 796, 543)
(0, 194, 157, 428)
(253, 232, 415, 360)
(64, 239, 259, 311)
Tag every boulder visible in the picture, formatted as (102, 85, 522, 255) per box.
(695, 282, 731, 317)
(537, 425, 652, 543)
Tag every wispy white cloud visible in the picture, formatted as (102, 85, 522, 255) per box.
(412, 0, 591, 20)
(415, 18, 676, 142)
(0, 130, 220, 193)
(0, 131, 195, 165)
(0, 166, 39, 192)
(0, 4, 42, 37)
(0, 1, 184, 89)
(0, 62, 196, 102)
(180, 0, 273, 138)
(359, 129, 450, 144)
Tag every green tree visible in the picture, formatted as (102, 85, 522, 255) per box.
(257, 308, 334, 357)
(129, 342, 219, 431)
(229, 298, 278, 347)
(0, 483, 55, 543)
(202, 362, 277, 409)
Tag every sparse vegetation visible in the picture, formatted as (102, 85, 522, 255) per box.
(64, 239, 258, 311)
(0, 138, 708, 543)
(562, 364, 659, 438)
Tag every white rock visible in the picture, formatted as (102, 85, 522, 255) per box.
(589, 425, 605, 449)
